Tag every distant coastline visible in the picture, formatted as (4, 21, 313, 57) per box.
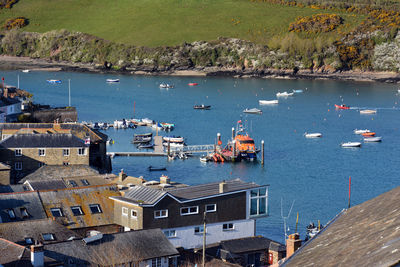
(1, 55, 400, 83)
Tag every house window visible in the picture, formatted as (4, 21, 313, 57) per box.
(25, 237, 33, 245)
(38, 149, 45, 156)
(180, 206, 198, 216)
(7, 209, 16, 219)
(20, 208, 29, 218)
(194, 226, 204, 234)
(89, 204, 102, 214)
(15, 149, 22, 156)
(15, 162, 22, 170)
(131, 209, 137, 219)
(81, 179, 90, 186)
(78, 148, 86, 156)
(38, 162, 45, 167)
(50, 208, 63, 217)
(250, 188, 268, 217)
(122, 207, 129, 216)
(223, 223, 234, 231)
(63, 149, 70, 156)
(205, 204, 216, 212)
(151, 257, 162, 267)
(42, 233, 55, 241)
(71, 206, 84, 216)
(68, 180, 78, 187)
(154, 209, 168, 218)
(163, 230, 176, 238)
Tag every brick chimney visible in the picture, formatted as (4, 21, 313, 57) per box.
(118, 169, 127, 182)
(30, 244, 44, 267)
(286, 233, 302, 258)
(219, 180, 227, 193)
(3, 87, 8, 98)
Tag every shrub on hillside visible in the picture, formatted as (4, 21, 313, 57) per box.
(289, 14, 343, 33)
(0, 0, 18, 9)
(3, 17, 28, 30)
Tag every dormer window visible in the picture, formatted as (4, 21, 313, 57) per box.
(50, 208, 63, 217)
(25, 237, 33, 245)
(20, 208, 29, 218)
(68, 180, 78, 187)
(7, 209, 16, 219)
(81, 179, 90, 186)
(15, 149, 22, 156)
(71, 206, 84, 216)
(89, 204, 102, 214)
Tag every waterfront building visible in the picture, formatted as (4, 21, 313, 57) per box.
(111, 178, 269, 249)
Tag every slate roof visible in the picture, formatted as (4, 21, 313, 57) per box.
(0, 123, 107, 143)
(0, 219, 81, 246)
(24, 180, 67, 191)
(44, 229, 179, 265)
(24, 175, 116, 191)
(283, 185, 400, 267)
(0, 133, 87, 148)
(39, 185, 120, 229)
(220, 236, 277, 254)
(0, 97, 21, 107)
(0, 238, 31, 266)
(0, 184, 30, 193)
(167, 178, 265, 201)
(20, 165, 100, 183)
(0, 191, 47, 223)
(113, 179, 266, 206)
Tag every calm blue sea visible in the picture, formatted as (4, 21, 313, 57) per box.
(2, 70, 400, 243)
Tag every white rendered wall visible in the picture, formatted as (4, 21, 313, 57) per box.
(141, 257, 169, 267)
(165, 219, 255, 249)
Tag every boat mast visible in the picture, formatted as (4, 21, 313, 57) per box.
(68, 79, 71, 107)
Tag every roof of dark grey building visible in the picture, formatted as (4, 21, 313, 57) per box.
(0, 97, 21, 107)
(220, 236, 277, 254)
(122, 185, 167, 205)
(20, 165, 99, 183)
(0, 238, 31, 266)
(0, 133, 87, 148)
(0, 184, 29, 193)
(0, 191, 47, 223)
(0, 219, 81, 246)
(167, 178, 265, 201)
(283, 185, 400, 267)
(44, 229, 179, 265)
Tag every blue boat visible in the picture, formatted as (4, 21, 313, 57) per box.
(47, 79, 62, 84)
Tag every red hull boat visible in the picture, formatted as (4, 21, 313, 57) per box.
(335, 104, 350, 110)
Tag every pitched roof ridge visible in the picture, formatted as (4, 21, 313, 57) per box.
(0, 237, 27, 249)
(36, 183, 116, 193)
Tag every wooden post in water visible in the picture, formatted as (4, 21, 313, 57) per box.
(261, 140, 265, 165)
(167, 139, 171, 157)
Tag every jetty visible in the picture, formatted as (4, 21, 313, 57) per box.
(107, 136, 166, 158)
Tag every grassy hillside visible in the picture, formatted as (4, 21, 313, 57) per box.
(0, 0, 364, 46)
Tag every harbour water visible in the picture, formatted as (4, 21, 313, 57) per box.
(3, 70, 400, 243)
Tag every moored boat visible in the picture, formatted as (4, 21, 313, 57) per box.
(138, 143, 155, 149)
(188, 83, 198, 86)
(163, 136, 184, 143)
(259, 100, 278, 105)
(22, 69, 30, 73)
(148, 166, 167, 171)
(106, 79, 119, 83)
(159, 83, 174, 89)
(276, 91, 294, 97)
(362, 132, 376, 137)
(292, 89, 303, 93)
(243, 108, 262, 114)
(224, 120, 257, 161)
(194, 104, 211, 110)
(134, 133, 153, 138)
(160, 122, 175, 131)
(304, 132, 322, 138)
(364, 136, 382, 142)
(335, 104, 350, 110)
(360, 109, 377, 114)
(47, 79, 62, 84)
(341, 142, 362, 147)
(354, 129, 370, 134)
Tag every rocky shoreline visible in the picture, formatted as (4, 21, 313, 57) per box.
(1, 55, 400, 83)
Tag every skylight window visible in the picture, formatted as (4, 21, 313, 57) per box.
(25, 237, 33, 244)
(42, 233, 55, 241)
(71, 206, 84, 216)
(7, 209, 16, 219)
(20, 208, 29, 218)
(89, 204, 102, 214)
(50, 208, 63, 217)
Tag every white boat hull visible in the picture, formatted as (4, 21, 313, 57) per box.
(276, 92, 294, 97)
(259, 100, 278, 105)
(364, 137, 382, 142)
(360, 109, 377, 114)
(305, 133, 322, 138)
(341, 142, 362, 147)
(354, 129, 370, 134)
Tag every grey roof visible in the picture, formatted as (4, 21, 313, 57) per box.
(0, 219, 80, 245)
(24, 180, 67, 191)
(0, 97, 21, 107)
(0, 191, 47, 223)
(167, 178, 264, 201)
(220, 236, 277, 254)
(284, 185, 400, 267)
(0, 184, 29, 193)
(122, 185, 167, 204)
(0, 133, 87, 148)
(44, 229, 179, 265)
(0, 238, 31, 266)
(20, 165, 99, 183)
(269, 241, 286, 252)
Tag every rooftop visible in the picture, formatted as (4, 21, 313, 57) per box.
(20, 165, 100, 183)
(0, 133, 87, 148)
(284, 185, 400, 267)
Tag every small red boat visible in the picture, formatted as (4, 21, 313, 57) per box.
(188, 83, 198, 86)
(362, 132, 376, 137)
(335, 104, 350, 110)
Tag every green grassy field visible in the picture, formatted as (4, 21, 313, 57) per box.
(0, 0, 364, 47)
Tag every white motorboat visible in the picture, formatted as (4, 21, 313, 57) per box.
(304, 132, 322, 138)
(354, 129, 370, 134)
(259, 100, 279, 105)
(360, 109, 377, 114)
(141, 118, 154, 125)
(159, 83, 174, 89)
(276, 91, 294, 97)
(106, 79, 120, 83)
(341, 142, 362, 148)
(243, 108, 262, 114)
(22, 69, 30, 73)
(163, 136, 184, 143)
(163, 142, 185, 148)
(47, 79, 62, 84)
(113, 120, 128, 129)
(292, 89, 303, 93)
(364, 136, 382, 142)
(200, 156, 209, 162)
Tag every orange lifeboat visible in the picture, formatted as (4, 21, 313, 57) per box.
(362, 132, 376, 137)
